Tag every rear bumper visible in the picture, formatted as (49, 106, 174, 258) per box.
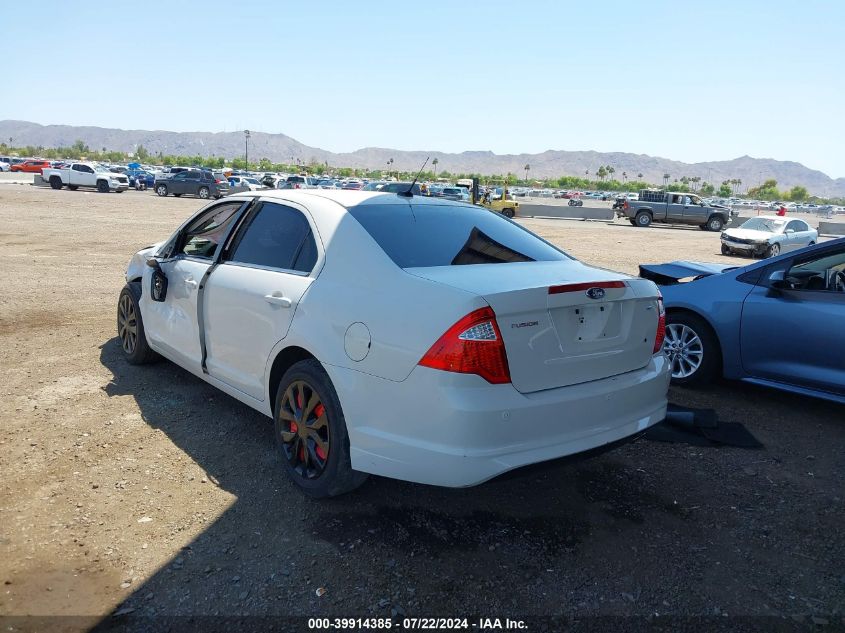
(326, 355, 670, 487)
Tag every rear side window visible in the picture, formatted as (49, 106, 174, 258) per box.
(228, 202, 318, 273)
(348, 203, 569, 268)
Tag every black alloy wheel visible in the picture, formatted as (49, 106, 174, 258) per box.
(278, 380, 331, 480)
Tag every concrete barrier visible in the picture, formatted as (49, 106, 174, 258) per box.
(518, 204, 614, 221)
(818, 221, 845, 237)
(33, 175, 49, 187)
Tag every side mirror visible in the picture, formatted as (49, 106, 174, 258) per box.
(767, 269, 790, 291)
(785, 228, 794, 234)
(146, 258, 168, 301)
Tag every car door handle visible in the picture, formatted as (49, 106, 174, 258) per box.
(264, 293, 292, 308)
(185, 278, 198, 289)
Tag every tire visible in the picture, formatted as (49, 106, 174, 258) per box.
(502, 208, 514, 218)
(155, 185, 168, 197)
(198, 186, 210, 200)
(765, 242, 781, 258)
(721, 244, 731, 255)
(634, 211, 652, 227)
(706, 216, 724, 232)
(699, 224, 708, 231)
(116, 190, 125, 194)
(68, 185, 78, 191)
(274, 359, 367, 498)
(664, 312, 721, 387)
(629, 219, 637, 226)
(97, 180, 109, 193)
(117, 282, 159, 365)
(49, 176, 62, 190)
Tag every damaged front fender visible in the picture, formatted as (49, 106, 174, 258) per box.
(125, 242, 164, 282)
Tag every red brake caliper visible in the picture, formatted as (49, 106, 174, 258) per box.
(314, 404, 326, 460)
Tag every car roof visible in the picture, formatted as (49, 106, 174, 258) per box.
(225, 189, 470, 212)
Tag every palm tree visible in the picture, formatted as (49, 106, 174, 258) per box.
(607, 166, 615, 181)
(622, 171, 627, 184)
(728, 178, 740, 195)
(637, 172, 643, 180)
(523, 164, 530, 184)
(387, 158, 394, 178)
(432, 157, 439, 177)
(596, 166, 607, 181)
(663, 173, 670, 187)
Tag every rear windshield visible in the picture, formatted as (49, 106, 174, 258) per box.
(349, 203, 569, 268)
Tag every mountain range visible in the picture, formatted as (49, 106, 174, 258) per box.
(2, 120, 843, 197)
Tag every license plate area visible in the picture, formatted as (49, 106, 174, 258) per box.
(562, 303, 621, 344)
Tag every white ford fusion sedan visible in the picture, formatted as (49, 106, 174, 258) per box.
(119, 190, 670, 497)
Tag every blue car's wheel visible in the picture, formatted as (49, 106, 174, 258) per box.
(664, 313, 721, 386)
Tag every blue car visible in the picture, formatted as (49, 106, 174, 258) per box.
(126, 169, 155, 188)
(639, 237, 845, 404)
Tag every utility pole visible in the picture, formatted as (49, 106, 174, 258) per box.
(244, 130, 250, 172)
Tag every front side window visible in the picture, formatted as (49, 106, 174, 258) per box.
(227, 202, 317, 273)
(179, 202, 244, 259)
(784, 247, 845, 292)
(348, 203, 569, 268)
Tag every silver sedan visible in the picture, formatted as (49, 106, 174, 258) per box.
(721, 216, 818, 258)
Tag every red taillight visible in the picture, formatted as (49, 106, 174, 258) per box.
(624, 201, 629, 210)
(548, 280, 625, 295)
(418, 307, 511, 384)
(215, 179, 222, 184)
(653, 295, 666, 354)
(294, 183, 301, 189)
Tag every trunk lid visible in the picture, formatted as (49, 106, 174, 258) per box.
(407, 261, 662, 393)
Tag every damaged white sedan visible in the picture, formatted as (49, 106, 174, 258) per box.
(721, 216, 817, 258)
(118, 190, 670, 497)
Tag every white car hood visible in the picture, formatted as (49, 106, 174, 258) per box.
(724, 228, 776, 241)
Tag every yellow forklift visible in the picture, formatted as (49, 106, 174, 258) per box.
(458, 178, 519, 218)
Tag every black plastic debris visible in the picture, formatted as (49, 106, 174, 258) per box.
(644, 403, 763, 449)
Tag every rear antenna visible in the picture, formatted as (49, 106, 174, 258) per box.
(398, 156, 429, 197)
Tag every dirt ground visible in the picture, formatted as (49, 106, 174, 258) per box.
(0, 184, 842, 629)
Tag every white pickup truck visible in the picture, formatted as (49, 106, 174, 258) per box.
(41, 162, 130, 193)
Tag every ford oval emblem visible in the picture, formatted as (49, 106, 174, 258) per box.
(586, 287, 606, 300)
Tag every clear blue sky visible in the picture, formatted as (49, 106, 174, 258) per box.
(2, 1, 843, 176)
